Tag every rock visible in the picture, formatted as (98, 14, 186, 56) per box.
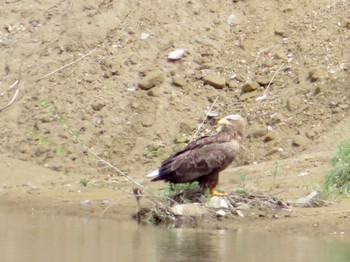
(286, 98, 299, 112)
(247, 126, 268, 138)
(227, 80, 239, 89)
(207, 196, 229, 209)
(264, 131, 277, 142)
(147, 87, 161, 97)
(141, 115, 155, 127)
(308, 68, 325, 82)
(292, 135, 308, 147)
(174, 135, 190, 144)
(101, 199, 110, 205)
(256, 75, 271, 86)
(168, 49, 185, 61)
(295, 191, 326, 207)
(216, 210, 227, 217)
(226, 14, 236, 26)
(79, 199, 92, 207)
(239, 91, 257, 101)
(91, 102, 105, 111)
(139, 71, 165, 90)
(274, 28, 288, 37)
(269, 113, 284, 126)
(265, 147, 283, 157)
(172, 76, 186, 87)
(203, 74, 226, 89)
(241, 81, 259, 93)
(236, 210, 245, 217)
(171, 203, 209, 216)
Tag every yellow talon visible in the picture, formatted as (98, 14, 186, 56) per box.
(210, 188, 227, 197)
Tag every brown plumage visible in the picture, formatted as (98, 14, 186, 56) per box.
(147, 114, 245, 196)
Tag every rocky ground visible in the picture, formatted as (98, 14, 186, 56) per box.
(0, 0, 349, 236)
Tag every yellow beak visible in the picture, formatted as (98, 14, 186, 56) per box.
(217, 118, 230, 126)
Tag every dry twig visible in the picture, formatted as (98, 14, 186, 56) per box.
(37, 49, 96, 81)
(190, 96, 218, 141)
(0, 79, 20, 112)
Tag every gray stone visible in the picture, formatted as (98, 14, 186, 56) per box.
(241, 81, 259, 93)
(216, 210, 227, 217)
(91, 102, 105, 111)
(171, 203, 209, 216)
(139, 71, 165, 90)
(207, 196, 229, 209)
(79, 199, 92, 207)
(203, 74, 226, 89)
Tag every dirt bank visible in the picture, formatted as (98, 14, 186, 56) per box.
(0, 0, 349, 236)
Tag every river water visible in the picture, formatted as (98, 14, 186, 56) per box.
(1, 210, 349, 262)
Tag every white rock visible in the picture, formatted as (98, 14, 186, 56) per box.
(168, 49, 185, 60)
(140, 32, 150, 40)
(207, 196, 229, 209)
(171, 203, 208, 216)
(79, 199, 92, 207)
(216, 210, 227, 217)
(227, 14, 236, 25)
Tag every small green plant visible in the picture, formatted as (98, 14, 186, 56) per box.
(234, 173, 249, 193)
(160, 181, 208, 201)
(325, 140, 350, 196)
(80, 178, 89, 187)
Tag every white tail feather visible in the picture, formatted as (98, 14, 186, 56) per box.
(146, 169, 159, 179)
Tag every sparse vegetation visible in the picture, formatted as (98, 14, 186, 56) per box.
(80, 178, 89, 187)
(325, 140, 350, 196)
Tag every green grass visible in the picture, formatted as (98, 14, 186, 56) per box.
(325, 140, 350, 196)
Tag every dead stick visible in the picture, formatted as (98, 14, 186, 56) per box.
(37, 49, 96, 81)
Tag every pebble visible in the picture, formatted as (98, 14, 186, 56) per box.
(168, 49, 185, 61)
(292, 135, 308, 147)
(247, 126, 268, 138)
(241, 81, 259, 93)
(216, 210, 227, 217)
(139, 71, 165, 90)
(79, 199, 92, 207)
(264, 131, 277, 142)
(227, 80, 239, 89)
(239, 91, 257, 101)
(172, 76, 186, 87)
(91, 102, 106, 111)
(203, 74, 226, 89)
(226, 14, 236, 26)
(308, 68, 325, 82)
(256, 75, 271, 86)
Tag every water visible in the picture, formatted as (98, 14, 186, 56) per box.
(1, 210, 349, 262)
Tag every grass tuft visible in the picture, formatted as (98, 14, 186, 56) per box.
(324, 140, 350, 196)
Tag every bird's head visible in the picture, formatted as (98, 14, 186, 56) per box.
(217, 114, 245, 134)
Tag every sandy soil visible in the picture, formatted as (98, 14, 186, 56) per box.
(0, 0, 349, 236)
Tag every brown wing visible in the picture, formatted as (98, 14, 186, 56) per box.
(152, 134, 238, 183)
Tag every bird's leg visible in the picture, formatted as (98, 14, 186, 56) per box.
(210, 188, 227, 197)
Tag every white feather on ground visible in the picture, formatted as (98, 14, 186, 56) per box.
(146, 169, 159, 179)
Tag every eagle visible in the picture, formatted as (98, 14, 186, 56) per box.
(146, 114, 245, 196)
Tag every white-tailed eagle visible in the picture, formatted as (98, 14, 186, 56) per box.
(147, 114, 245, 196)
